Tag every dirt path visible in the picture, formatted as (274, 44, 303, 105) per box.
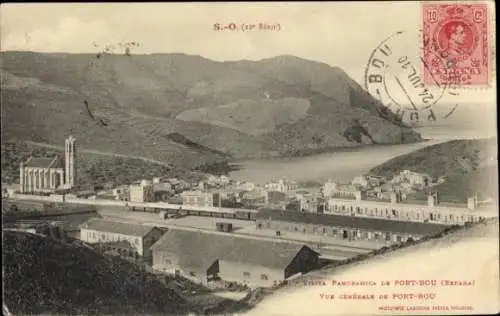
(24, 141, 171, 167)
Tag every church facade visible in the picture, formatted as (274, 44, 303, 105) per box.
(20, 136, 77, 194)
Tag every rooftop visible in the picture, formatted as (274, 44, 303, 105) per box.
(23, 157, 64, 169)
(79, 218, 157, 237)
(151, 229, 317, 271)
(256, 208, 451, 235)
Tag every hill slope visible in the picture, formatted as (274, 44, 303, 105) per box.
(2, 230, 193, 315)
(1, 51, 421, 163)
(1, 140, 215, 189)
(368, 138, 498, 202)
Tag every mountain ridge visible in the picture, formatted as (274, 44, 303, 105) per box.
(1, 51, 422, 168)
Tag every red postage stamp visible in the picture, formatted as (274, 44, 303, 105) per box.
(422, 3, 490, 87)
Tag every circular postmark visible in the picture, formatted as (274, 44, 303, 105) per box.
(364, 30, 460, 126)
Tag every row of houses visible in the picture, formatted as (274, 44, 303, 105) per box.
(180, 189, 288, 209)
(324, 192, 494, 225)
(323, 171, 433, 202)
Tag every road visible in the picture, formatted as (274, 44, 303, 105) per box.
(25, 141, 172, 167)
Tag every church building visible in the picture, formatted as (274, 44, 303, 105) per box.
(20, 136, 77, 194)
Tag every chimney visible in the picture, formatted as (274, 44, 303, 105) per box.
(467, 197, 476, 210)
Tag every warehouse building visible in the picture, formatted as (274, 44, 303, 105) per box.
(79, 218, 165, 262)
(151, 229, 319, 287)
(255, 208, 451, 243)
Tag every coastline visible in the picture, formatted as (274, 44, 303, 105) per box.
(228, 139, 432, 165)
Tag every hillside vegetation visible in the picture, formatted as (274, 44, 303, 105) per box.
(2, 230, 193, 315)
(1, 140, 215, 189)
(1, 52, 421, 165)
(368, 138, 498, 203)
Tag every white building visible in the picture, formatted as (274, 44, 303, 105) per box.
(181, 190, 220, 207)
(391, 170, 432, 186)
(129, 182, 154, 203)
(296, 192, 319, 213)
(322, 180, 338, 197)
(79, 218, 165, 261)
(219, 175, 230, 185)
(265, 179, 297, 197)
(352, 175, 369, 187)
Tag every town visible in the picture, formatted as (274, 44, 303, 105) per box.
(3, 136, 497, 292)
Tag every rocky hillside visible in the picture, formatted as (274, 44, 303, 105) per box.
(368, 138, 498, 203)
(1, 52, 422, 164)
(2, 230, 193, 315)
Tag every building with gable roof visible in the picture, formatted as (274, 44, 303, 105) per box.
(79, 218, 165, 262)
(151, 229, 319, 287)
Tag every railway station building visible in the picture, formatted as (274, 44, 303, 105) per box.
(255, 208, 452, 243)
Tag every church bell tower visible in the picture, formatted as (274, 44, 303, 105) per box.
(64, 136, 76, 188)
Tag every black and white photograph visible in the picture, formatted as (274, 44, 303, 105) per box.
(1, 2, 498, 315)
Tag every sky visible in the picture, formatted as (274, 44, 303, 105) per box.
(0, 2, 496, 104)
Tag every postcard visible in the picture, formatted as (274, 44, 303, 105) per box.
(1, 2, 498, 315)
